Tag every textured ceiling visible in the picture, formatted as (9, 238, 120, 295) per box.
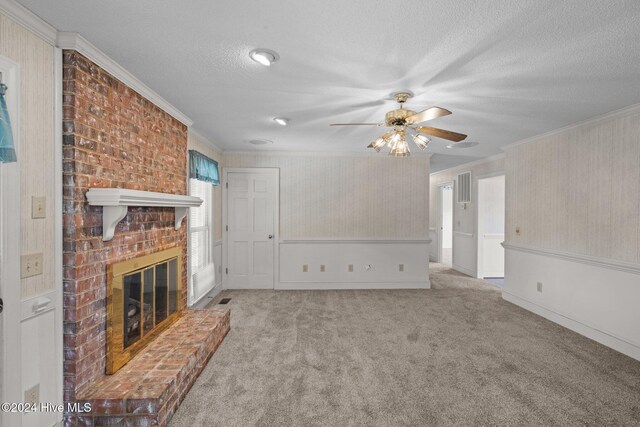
(18, 0, 640, 171)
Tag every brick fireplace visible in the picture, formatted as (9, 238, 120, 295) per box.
(62, 50, 228, 425)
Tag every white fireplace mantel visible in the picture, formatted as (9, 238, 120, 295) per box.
(86, 188, 203, 241)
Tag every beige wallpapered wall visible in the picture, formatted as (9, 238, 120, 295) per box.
(0, 14, 55, 299)
(429, 156, 505, 234)
(187, 131, 223, 241)
(223, 153, 430, 239)
(505, 108, 640, 264)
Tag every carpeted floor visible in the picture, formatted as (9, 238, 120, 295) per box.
(170, 267, 640, 426)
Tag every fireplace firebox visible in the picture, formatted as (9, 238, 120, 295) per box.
(106, 247, 182, 374)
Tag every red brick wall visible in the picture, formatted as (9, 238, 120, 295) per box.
(62, 50, 188, 402)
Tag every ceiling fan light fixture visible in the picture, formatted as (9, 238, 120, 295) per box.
(273, 117, 289, 126)
(371, 136, 387, 151)
(413, 133, 430, 150)
(249, 48, 279, 66)
(389, 138, 410, 157)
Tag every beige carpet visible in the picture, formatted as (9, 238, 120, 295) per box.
(170, 269, 640, 426)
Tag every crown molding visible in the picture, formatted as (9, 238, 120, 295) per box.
(189, 128, 223, 153)
(57, 32, 193, 127)
(501, 102, 640, 151)
(223, 149, 434, 158)
(429, 152, 505, 177)
(0, 0, 57, 45)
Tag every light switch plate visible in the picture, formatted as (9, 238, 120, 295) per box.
(31, 196, 46, 219)
(21, 253, 43, 278)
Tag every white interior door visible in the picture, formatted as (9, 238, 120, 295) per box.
(226, 169, 278, 289)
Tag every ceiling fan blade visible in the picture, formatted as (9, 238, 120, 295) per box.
(329, 123, 381, 126)
(416, 126, 467, 142)
(406, 107, 451, 124)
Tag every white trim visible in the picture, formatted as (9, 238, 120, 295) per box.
(190, 283, 222, 308)
(0, 0, 58, 45)
(53, 46, 64, 423)
(0, 53, 22, 426)
(86, 188, 203, 240)
(276, 281, 430, 290)
(190, 128, 223, 153)
(436, 181, 454, 264)
(280, 238, 431, 244)
(452, 264, 475, 277)
(430, 153, 505, 177)
(502, 242, 640, 275)
(500, 102, 640, 151)
(223, 150, 433, 158)
(502, 291, 640, 361)
(453, 231, 474, 238)
(56, 32, 193, 126)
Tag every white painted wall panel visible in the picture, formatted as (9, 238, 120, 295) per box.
(279, 241, 429, 289)
(504, 247, 640, 361)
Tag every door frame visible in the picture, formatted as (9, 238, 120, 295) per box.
(436, 181, 454, 264)
(475, 171, 505, 279)
(222, 168, 280, 289)
(0, 54, 22, 426)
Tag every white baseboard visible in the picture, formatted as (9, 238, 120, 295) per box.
(503, 291, 640, 361)
(276, 280, 430, 290)
(191, 283, 223, 308)
(452, 263, 475, 277)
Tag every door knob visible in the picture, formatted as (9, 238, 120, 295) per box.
(268, 234, 273, 239)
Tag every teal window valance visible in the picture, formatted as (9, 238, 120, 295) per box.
(0, 83, 17, 163)
(189, 150, 219, 186)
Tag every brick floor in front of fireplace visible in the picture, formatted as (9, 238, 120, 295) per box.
(69, 307, 230, 426)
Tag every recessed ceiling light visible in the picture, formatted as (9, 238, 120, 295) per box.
(273, 117, 289, 126)
(248, 139, 273, 145)
(446, 141, 479, 149)
(249, 48, 279, 66)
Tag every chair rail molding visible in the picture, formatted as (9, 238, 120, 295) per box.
(86, 188, 202, 241)
(502, 242, 640, 275)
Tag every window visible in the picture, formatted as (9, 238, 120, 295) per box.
(189, 178, 214, 304)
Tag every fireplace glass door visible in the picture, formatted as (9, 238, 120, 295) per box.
(107, 247, 182, 373)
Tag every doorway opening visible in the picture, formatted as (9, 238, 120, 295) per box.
(476, 174, 505, 284)
(439, 183, 454, 266)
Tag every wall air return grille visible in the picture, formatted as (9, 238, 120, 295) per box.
(457, 171, 471, 204)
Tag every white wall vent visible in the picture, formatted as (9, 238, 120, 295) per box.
(457, 171, 471, 204)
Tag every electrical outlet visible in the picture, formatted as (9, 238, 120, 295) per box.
(537, 282, 543, 292)
(21, 253, 43, 278)
(399, 264, 404, 272)
(302, 264, 308, 273)
(348, 264, 353, 272)
(320, 264, 325, 272)
(31, 196, 46, 219)
(25, 384, 39, 405)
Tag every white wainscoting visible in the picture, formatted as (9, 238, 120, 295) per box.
(278, 239, 431, 290)
(21, 290, 61, 427)
(503, 243, 640, 361)
(480, 234, 504, 278)
(452, 231, 475, 277)
(428, 228, 438, 262)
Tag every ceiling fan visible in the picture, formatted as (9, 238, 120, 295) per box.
(330, 92, 467, 157)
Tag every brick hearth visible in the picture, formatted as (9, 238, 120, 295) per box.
(70, 308, 230, 426)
